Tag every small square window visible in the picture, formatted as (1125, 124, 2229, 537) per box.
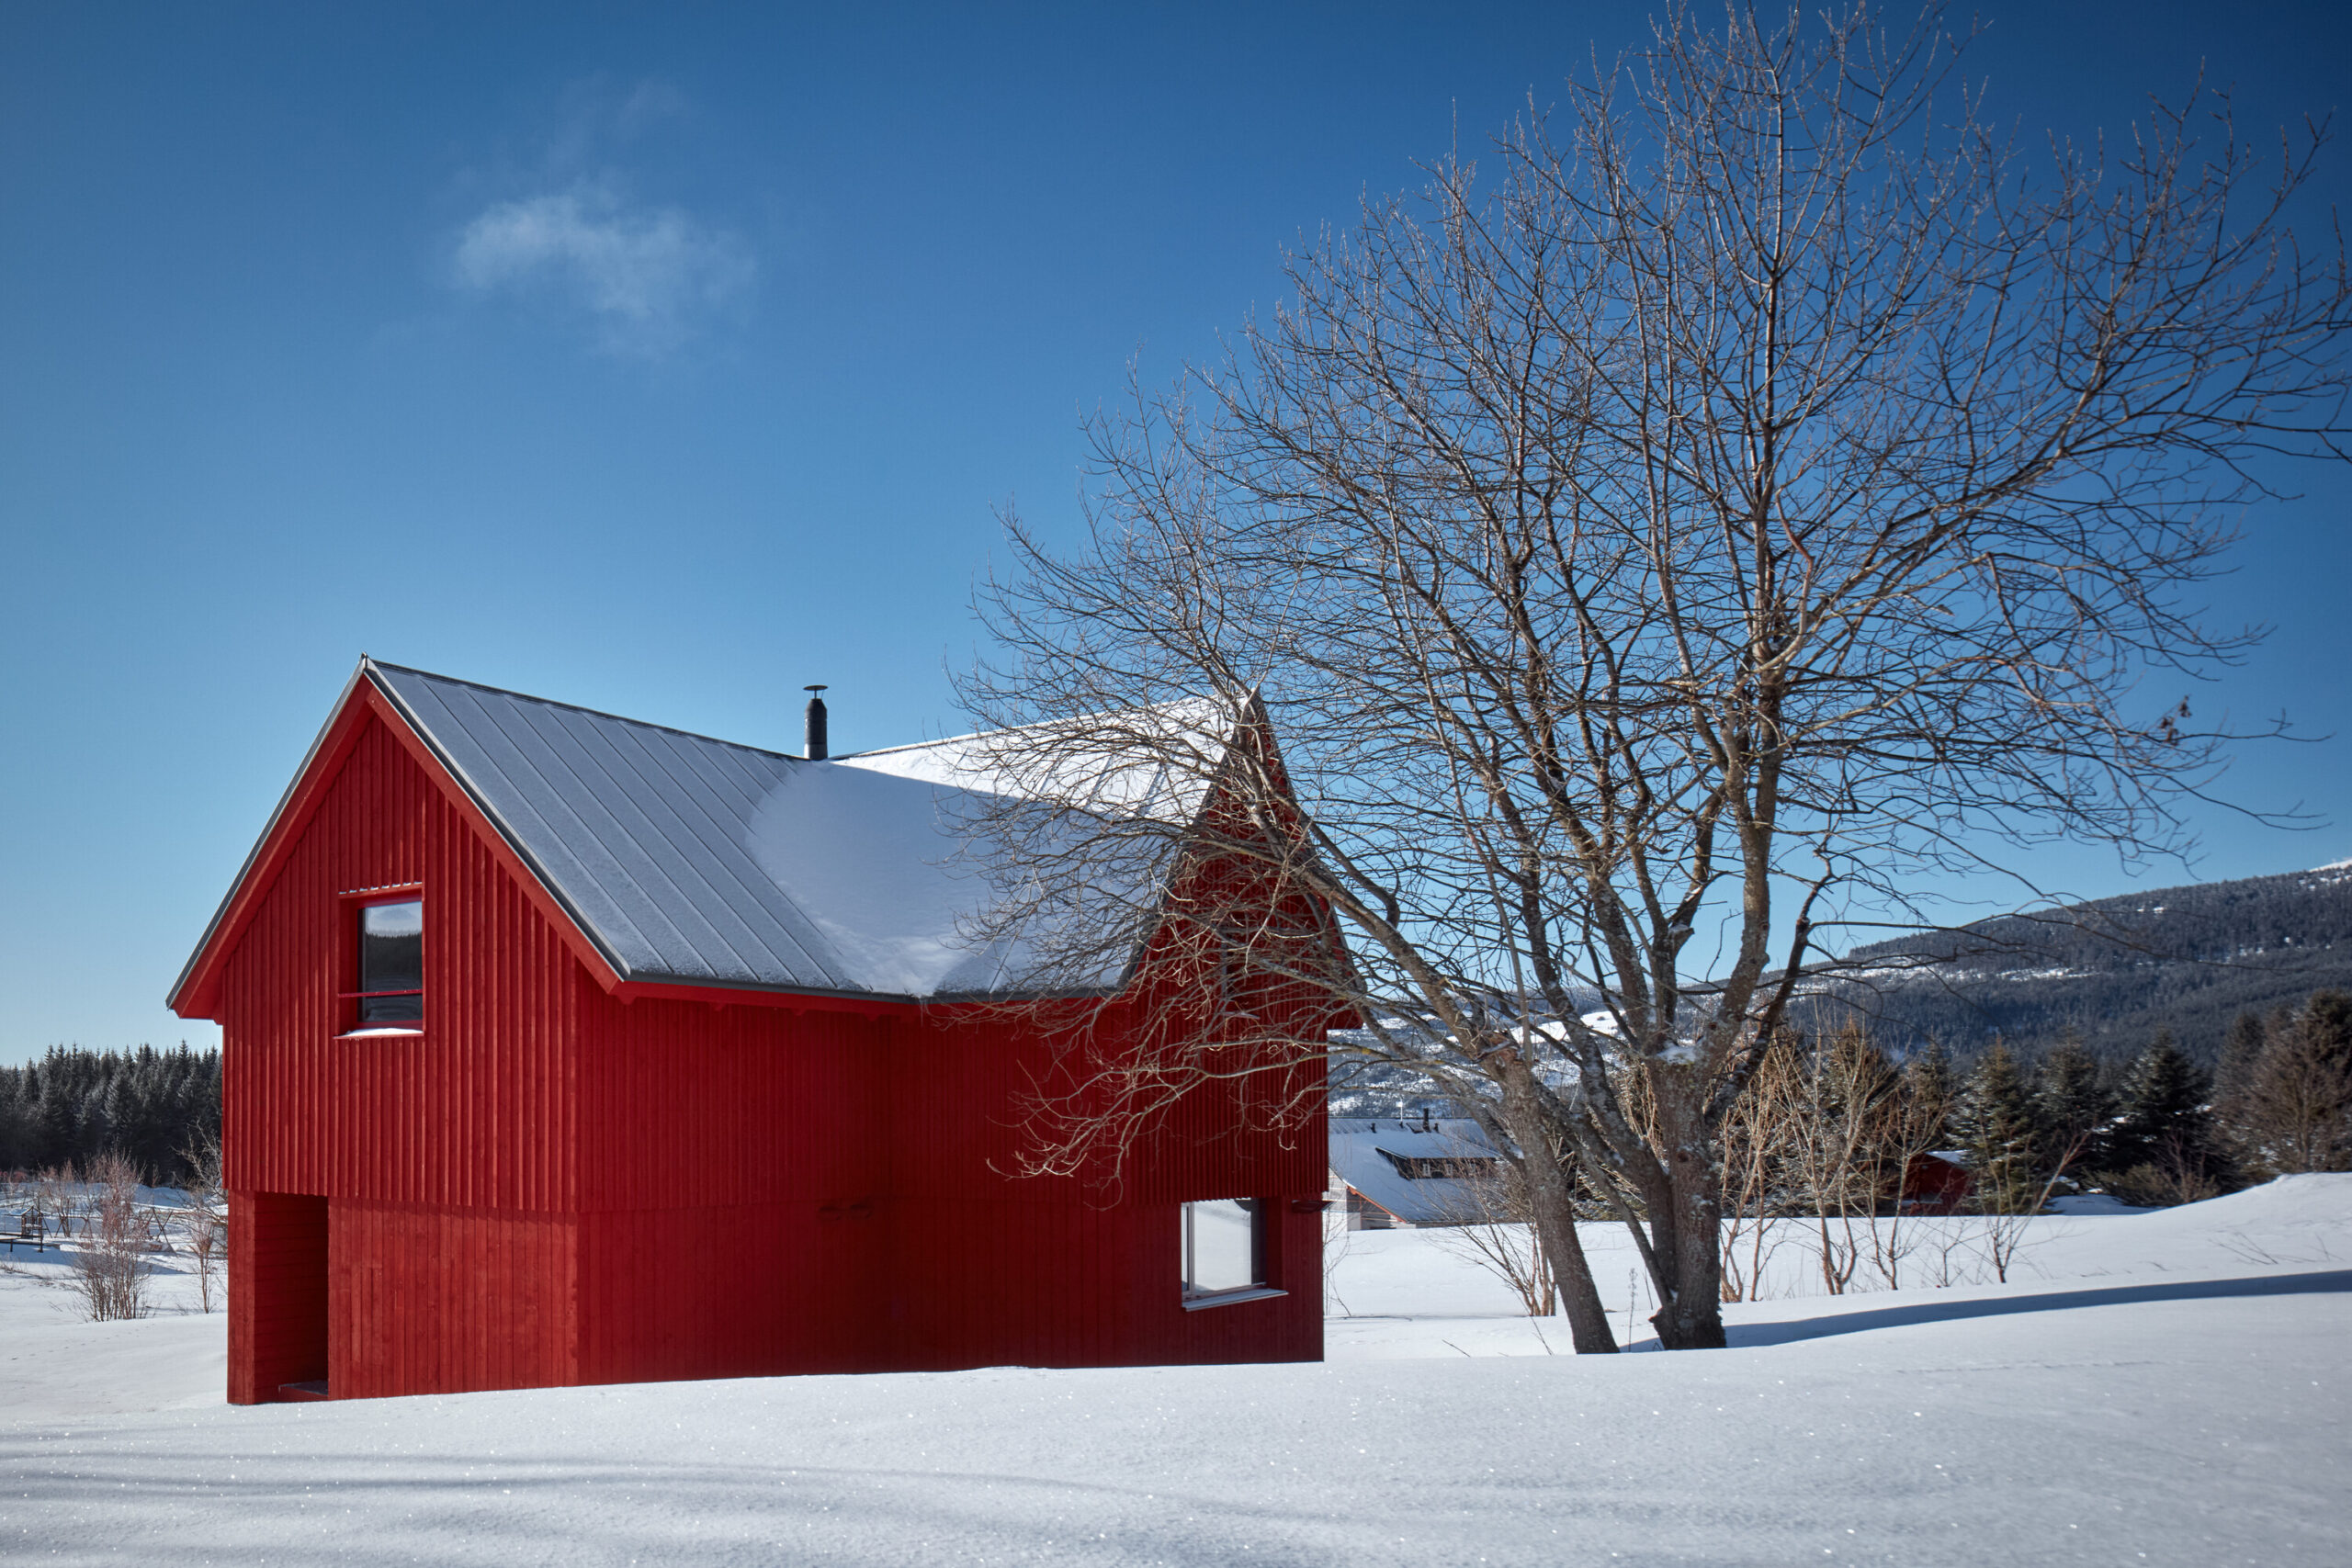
(356, 898, 424, 1024)
(1181, 1198, 1264, 1298)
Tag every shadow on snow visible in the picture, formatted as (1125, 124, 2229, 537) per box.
(1729, 1269, 2352, 1348)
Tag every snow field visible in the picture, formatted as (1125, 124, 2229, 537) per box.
(0, 1178, 2346, 1566)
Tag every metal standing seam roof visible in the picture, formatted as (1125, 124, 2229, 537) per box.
(363, 660, 1221, 1002)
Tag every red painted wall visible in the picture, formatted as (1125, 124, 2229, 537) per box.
(333, 1201, 580, 1398)
(227, 1192, 328, 1404)
(206, 696, 1326, 1403)
(219, 714, 580, 1212)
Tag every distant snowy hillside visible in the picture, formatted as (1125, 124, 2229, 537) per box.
(1808, 860, 2352, 1061)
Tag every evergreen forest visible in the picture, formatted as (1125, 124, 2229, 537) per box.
(0, 1044, 221, 1185)
(1923, 983, 2352, 1203)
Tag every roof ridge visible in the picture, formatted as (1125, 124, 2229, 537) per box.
(367, 661, 1232, 766)
(837, 696, 1232, 763)
(366, 658, 800, 761)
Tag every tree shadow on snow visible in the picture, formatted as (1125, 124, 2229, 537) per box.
(1728, 1269, 2352, 1348)
(0, 1442, 1351, 1568)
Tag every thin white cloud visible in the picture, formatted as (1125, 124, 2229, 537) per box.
(453, 184, 752, 356)
(615, 80, 692, 139)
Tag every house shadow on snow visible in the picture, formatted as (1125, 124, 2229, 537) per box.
(1727, 1269, 2352, 1348)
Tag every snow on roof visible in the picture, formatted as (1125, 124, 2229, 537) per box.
(1329, 1118, 1509, 1226)
(368, 661, 1232, 1000)
(840, 699, 1227, 819)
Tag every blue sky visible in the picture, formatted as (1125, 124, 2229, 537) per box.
(4, 2, 2348, 1063)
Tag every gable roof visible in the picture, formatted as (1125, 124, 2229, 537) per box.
(172, 659, 1233, 1011)
(1329, 1118, 1509, 1226)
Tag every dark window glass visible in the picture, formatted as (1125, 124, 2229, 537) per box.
(357, 899, 424, 1023)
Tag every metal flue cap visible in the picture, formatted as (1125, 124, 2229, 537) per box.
(803, 684, 829, 761)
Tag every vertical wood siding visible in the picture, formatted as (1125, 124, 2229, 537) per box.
(886, 1000, 1323, 1371)
(570, 990, 895, 1382)
(227, 1191, 328, 1404)
(332, 1200, 579, 1398)
(220, 716, 577, 1212)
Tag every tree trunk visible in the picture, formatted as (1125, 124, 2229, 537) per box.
(1498, 1062, 1616, 1352)
(1648, 1093, 1727, 1349)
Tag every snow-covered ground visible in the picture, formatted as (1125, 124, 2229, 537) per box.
(2, 1179, 2346, 1565)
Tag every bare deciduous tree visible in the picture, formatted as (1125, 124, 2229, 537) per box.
(2223, 992, 2352, 1175)
(962, 2, 2349, 1350)
(1423, 1134, 1561, 1317)
(178, 1131, 226, 1315)
(1714, 1023, 1951, 1298)
(70, 1151, 150, 1322)
(1782, 1028, 1899, 1295)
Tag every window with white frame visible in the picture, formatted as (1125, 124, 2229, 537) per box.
(1180, 1198, 1269, 1303)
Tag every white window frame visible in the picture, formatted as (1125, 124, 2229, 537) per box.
(1179, 1198, 1287, 1310)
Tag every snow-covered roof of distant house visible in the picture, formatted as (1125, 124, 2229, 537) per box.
(356, 660, 1230, 1000)
(1329, 1117, 1509, 1226)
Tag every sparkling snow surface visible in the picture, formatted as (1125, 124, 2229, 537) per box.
(3, 1178, 2346, 1565)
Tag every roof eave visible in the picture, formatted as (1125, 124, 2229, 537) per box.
(166, 660, 380, 1019)
(168, 657, 644, 1021)
(607, 972, 1125, 1012)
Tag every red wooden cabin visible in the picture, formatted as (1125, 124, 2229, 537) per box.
(1899, 1152, 1974, 1214)
(169, 660, 1330, 1403)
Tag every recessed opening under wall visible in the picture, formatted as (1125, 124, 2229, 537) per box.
(246, 1192, 330, 1401)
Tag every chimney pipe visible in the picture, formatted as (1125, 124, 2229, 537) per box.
(803, 684, 829, 761)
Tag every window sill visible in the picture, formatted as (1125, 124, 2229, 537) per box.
(338, 1027, 424, 1039)
(1181, 1285, 1287, 1312)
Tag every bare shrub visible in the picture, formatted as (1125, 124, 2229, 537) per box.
(1863, 1053, 1959, 1293)
(1970, 1134, 2087, 1283)
(70, 1151, 151, 1321)
(1424, 1146, 1557, 1316)
(1321, 1197, 1355, 1318)
(29, 1162, 74, 1242)
(1917, 1217, 1978, 1290)
(1717, 1025, 1951, 1299)
(178, 1131, 227, 1314)
(2108, 1131, 2226, 1208)
(1783, 1029, 1903, 1296)
(1716, 1037, 1798, 1303)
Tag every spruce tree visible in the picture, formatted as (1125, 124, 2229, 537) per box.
(0, 1075, 24, 1170)
(1955, 1043, 2041, 1213)
(2106, 1031, 2219, 1198)
(1902, 1043, 1959, 1145)
(2034, 1032, 2110, 1178)
(2214, 1010, 2267, 1111)
(34, 1058, 77, 1169)
(2308, 992, 2352, 1066)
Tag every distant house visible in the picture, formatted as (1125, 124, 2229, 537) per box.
(1328, 1117, 1510, 1228)
(169, 660, 1338, 1403)
(1901, 1151, 1973, 1213)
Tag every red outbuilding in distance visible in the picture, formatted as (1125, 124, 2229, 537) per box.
(169, 660, 1335, 1403)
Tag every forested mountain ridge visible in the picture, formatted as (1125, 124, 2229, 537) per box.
(1810, 861, 2352, 1064)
